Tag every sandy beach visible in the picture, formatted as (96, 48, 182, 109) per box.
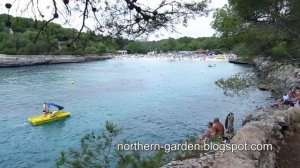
(114, 53, 237, 62)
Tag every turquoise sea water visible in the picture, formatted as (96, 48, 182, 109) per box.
(0, 59, 273, 168)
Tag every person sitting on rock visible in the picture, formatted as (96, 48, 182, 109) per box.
(289, 88, 300, 107)
(288, 87, 294, 98)
(210, 118, 225, 143)
(200, 122, 215, 143)
(277, 93, 291, 105)
(213, 118, 224, 137)
(276, 88, 294, 106)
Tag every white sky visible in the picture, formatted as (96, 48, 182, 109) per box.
(0, 0, 228, 40)
(148, 0, 228, 40)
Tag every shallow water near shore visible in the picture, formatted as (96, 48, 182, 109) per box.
(0, 58, 273, 168)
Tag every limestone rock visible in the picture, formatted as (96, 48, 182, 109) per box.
(213, 152, 256, 168)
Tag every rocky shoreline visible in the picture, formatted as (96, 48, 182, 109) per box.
(0, 54, 113, 67)
(162, 58, 300, 168)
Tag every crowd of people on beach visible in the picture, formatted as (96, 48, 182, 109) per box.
(114, 53, 236, 61)
(276, 86, 300, 107)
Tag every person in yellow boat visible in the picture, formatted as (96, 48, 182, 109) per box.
(43, 102, 64, 117)
(42, 102, 50, 114)
(43, 102, 56, 117)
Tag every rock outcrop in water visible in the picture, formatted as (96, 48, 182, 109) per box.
(254, 57, 300, 94)
(0, 54, 112, 67)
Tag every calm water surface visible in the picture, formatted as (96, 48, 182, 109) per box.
(0, 58, 273, 168)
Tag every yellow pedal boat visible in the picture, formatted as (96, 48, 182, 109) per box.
(28, 111, 71, 126)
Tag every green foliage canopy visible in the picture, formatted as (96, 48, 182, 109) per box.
(212, 0, 300, 61)
(0, 14, 129, 55)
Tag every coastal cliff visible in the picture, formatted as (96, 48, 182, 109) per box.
(163, 58, 300, 168)
(213, 106, 300, 168)
(0, 54, 112, 67)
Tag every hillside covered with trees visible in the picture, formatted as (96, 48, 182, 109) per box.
(0, 14, 130, 55)
(126, 36, 232, 54)
(0, 14, 232, 55)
